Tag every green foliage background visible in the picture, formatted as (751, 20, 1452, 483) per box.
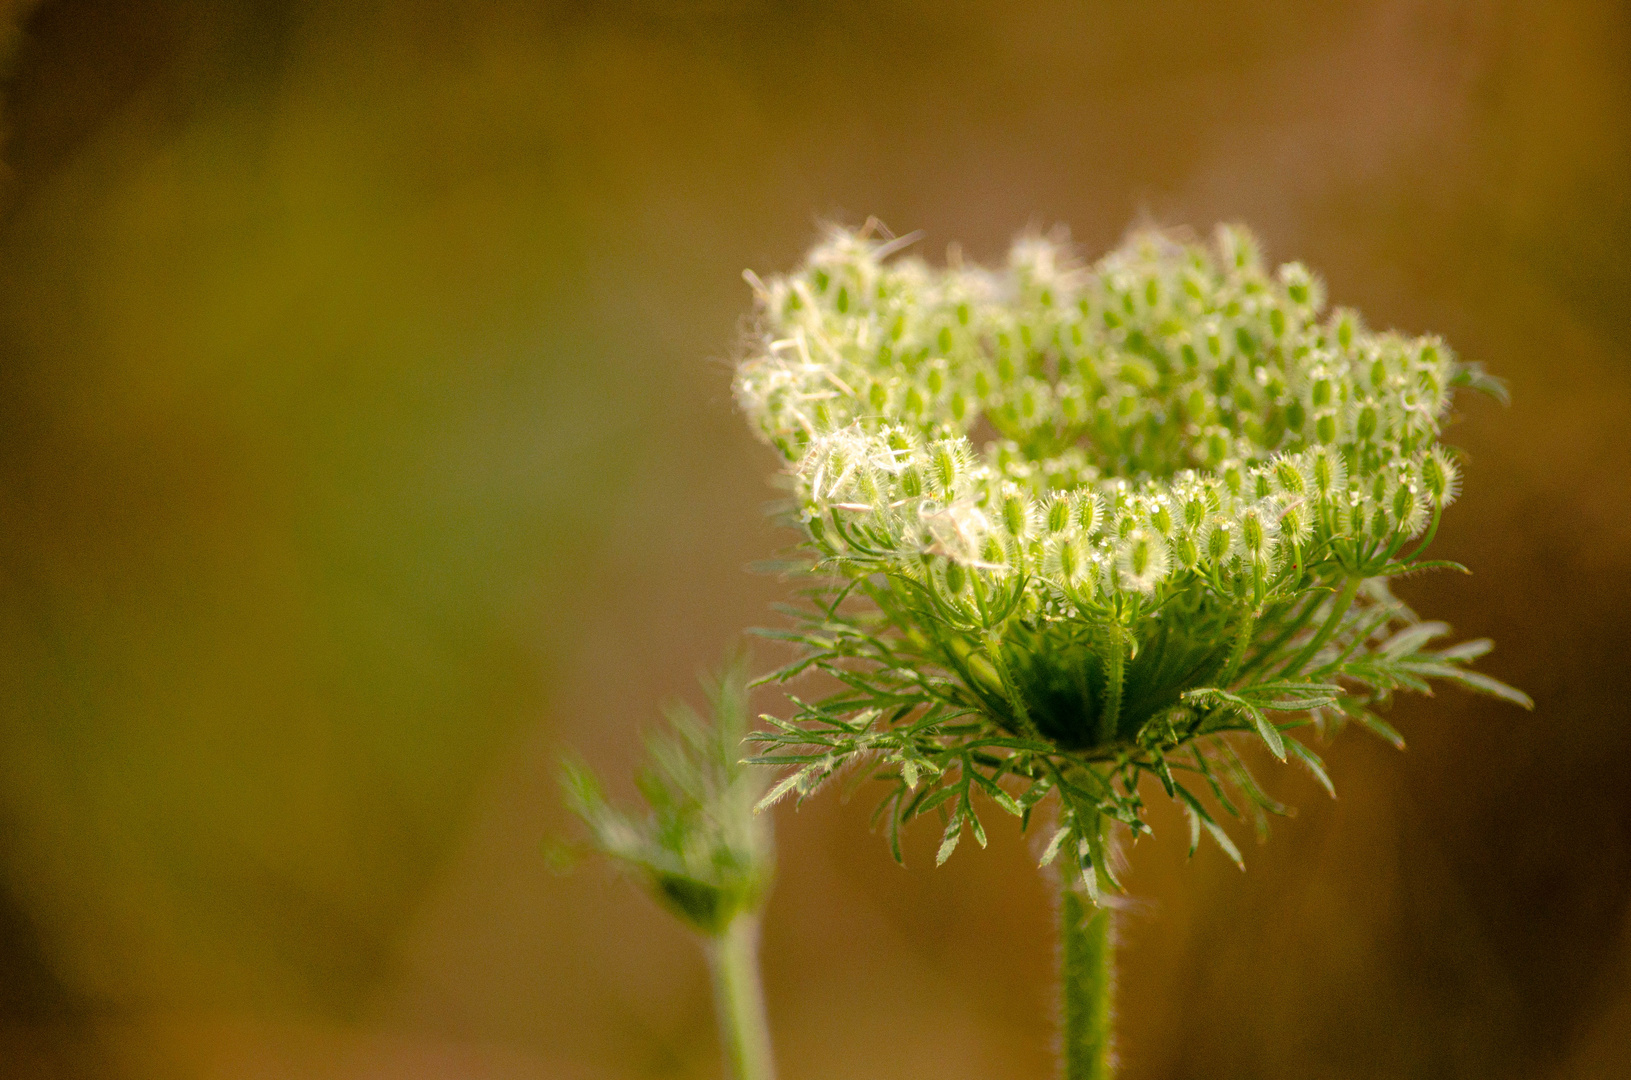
(0, 2, 1625, 1078)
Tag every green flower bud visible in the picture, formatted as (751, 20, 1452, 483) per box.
(1420, 446, 1460, 506)
(1308, 446, 1345, 500)
(1238, 501, 1279, 558)
(1279, 262, 1323, 309)
(1117, 529, 1171, 594)
(1273, 454, 1308, 497)
(1207, 517, 1237, 563)
(1183, 492, 1209, 531)
(1354, 403, 1378, 440)
(931, 440, 965, 494)
(1046, 492, 1073, 534)
(1336, 309, 1359, 350)
(1003, 490, 1033, 539)
(1392, 483, 1430, 536)
(1173, 530, 1201, 571)
(1148, 498, 1174, 537)
(1280, 502, 1313, 545)
(1074, 491, 1103, 535)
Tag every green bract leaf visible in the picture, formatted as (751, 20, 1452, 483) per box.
(1177, 785, 1244, 869)
(937, 809, 966, 866)
(1284, 738, 1336, 798)
(1440, 668, 1535, 709)
(1352, 709, 1408, 750)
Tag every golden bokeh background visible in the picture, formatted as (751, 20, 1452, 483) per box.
(0, 1, 1626, 1077)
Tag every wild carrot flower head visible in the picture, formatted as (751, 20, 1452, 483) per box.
(735, 223, 1527, 899)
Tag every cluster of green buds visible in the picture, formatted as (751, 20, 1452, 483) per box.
(740, 226, 1471, 606)
(561, 657, 773, 937)
(561, 658, 780, 1080)
(736, 224, 1526, 898)
(784, 424, 1460, 615)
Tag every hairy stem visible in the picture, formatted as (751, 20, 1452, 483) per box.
(987, 631, 1041, 739)
(1215, 607, 1256, 689)
(1237, 592, 1321, 681)
(1097, 629, 1126, 746)
(1059, 853, 1115, 1079)
(707, 915, 776, 1080)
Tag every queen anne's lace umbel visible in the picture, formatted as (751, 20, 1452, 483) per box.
(740, 226, 1463, 598)
(735, 224, 1525, 896)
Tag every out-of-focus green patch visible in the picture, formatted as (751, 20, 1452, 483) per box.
(0, 7, 673, 1014)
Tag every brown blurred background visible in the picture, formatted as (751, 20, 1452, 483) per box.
(0, 1, 1625, 1077)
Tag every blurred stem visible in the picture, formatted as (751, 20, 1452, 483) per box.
(707, 914, 776, 1080)
(1059, 847, 1115, 1078)
(1281, 574, 1361, 677)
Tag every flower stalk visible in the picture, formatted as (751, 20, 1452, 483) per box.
(1059, 840, 1115, 1079)
(708, 914, 777, 1080)
(560, 656, 777, 1080)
